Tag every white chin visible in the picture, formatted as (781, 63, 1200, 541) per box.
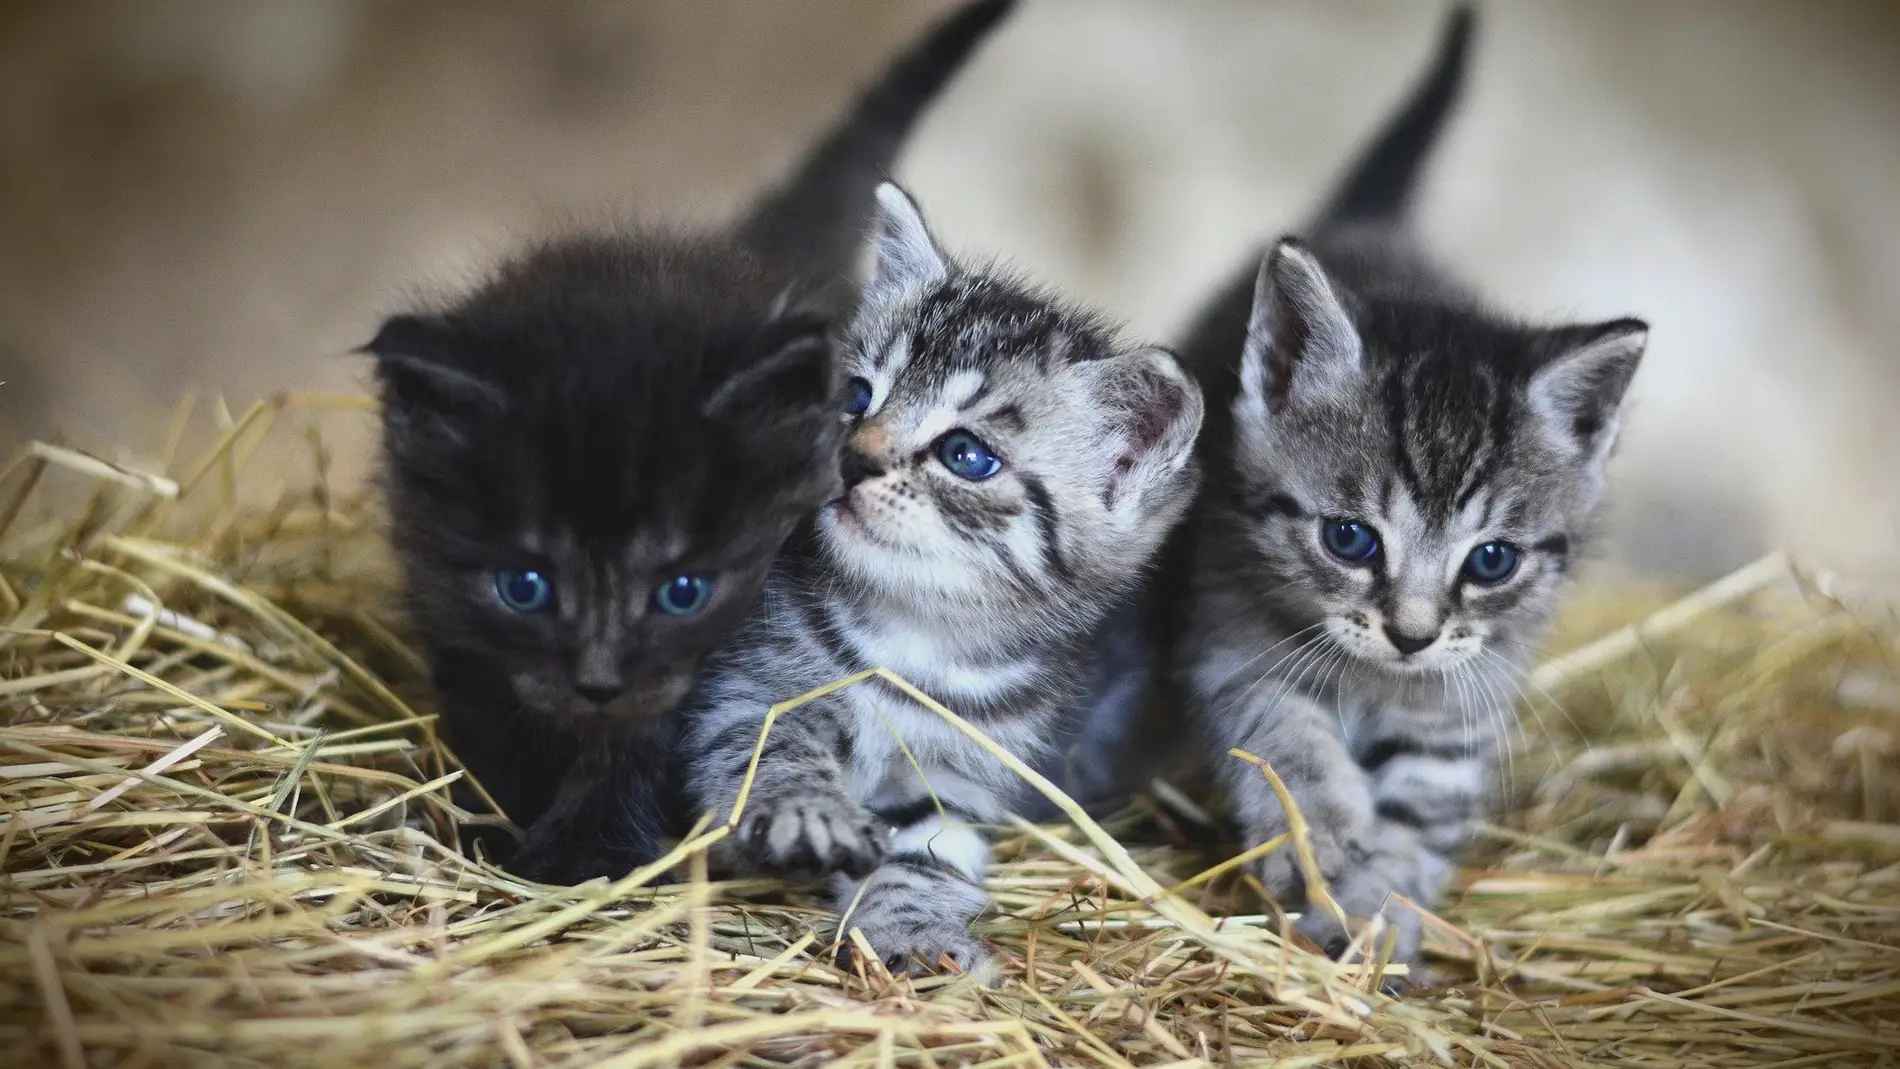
(820, 506, 894, 568)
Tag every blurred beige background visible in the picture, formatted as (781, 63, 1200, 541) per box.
(2, 0, 1896, 585)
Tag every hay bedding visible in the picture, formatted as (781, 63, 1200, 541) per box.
(2, 395, 1897, 1069)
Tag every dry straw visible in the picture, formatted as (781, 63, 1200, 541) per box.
(2, 395, 1896, 1067)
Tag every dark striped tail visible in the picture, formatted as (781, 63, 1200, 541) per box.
(1316, 4, 1477, 227)
(734, 0, 1016, 281)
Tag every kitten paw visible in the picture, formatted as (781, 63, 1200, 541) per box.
(740, 794, 887, 879)
(838, 908, 991, 979)
(1292, 901, 1423, 974)
(1242, 820, 1357, 903)
(1246, 847, 1307, 901)
(833, 862, 993, 980)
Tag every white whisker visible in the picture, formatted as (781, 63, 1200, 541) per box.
(1485, 635, 1589, 742)
(1459, 658, 1516, 804)
(1209, 621, 1329, 697)
(1221, 630, 1330, 718)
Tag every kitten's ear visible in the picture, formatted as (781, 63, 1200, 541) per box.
(360, 314, 505, 412)
(702, 314, 833, 421)
(1527, 317, 1647, 461)
(1238, 239, 1362, 414)
(867, 182, 949, 294)
(1087, 347, 1206, 508)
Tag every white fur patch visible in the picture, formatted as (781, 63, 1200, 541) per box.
(889, 813, 988, 880)
(945, 369, 987, 411)
(1375, 754, 1483, 798)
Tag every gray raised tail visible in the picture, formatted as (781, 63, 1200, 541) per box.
(734, 0, 1015, 281)
(1317, 4, 1476, 227)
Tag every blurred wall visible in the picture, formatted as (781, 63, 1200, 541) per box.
(2, 0, 1896, 585)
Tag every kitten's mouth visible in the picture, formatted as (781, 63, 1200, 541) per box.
(1359, 644, 1472, 677)
(820, 497, 900, 551)
(1326, 620, 1450, 676)
(513, 669, 693, 725)
(822, 496, 869, 533)
(1375, 652, 1438, 675)
(582, 673, 694, 723)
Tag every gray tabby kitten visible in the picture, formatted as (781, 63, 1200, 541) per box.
(683, 183, 1203, 975)
(1173, 7, 1648, 968)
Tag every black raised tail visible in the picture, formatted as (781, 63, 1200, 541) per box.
(734, 0, 1015, 280)
(1317, 4, 1476, 227)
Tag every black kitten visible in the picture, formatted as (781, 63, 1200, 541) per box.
(365, 0, 1015, 884)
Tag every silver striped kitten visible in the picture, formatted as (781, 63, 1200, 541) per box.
(1173, 7, 1647, 970)
(683, 183, 1203, 975)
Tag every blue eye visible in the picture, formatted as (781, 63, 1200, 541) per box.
(1464, 541, 1520, 585)
(844, 377, 874, 416)
(1321, 520, 1380, 563)
(652, 574, 714, 616)
(936, 430, 1002, 481)
(494, 569, 553, 612)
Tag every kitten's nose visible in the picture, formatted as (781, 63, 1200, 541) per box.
(1382, 625, 1438, 656)
(839, 449, 885, 489)
(577, 683, 621, 705)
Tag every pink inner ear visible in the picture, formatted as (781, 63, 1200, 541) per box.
(1105, 384, 1174, 498)
(1124, 379, 1184, 455)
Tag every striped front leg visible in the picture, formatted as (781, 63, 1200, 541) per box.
(688, 697, 889, 880)
(1299, 732, 1487, 971)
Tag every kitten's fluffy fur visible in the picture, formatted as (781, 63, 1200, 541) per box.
(682, 184, 1203, 975)
(1173, 7, 1649, 968)
(367, 0, 1015, 884)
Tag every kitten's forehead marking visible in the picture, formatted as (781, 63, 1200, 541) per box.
(945, 369, 987, 411)
(624, 526, 691, 571)
(874, 363, 976, 449)
(1436, 489, 1497, 584)
(873, 335, 908, 373)
(1386, 358, 1508, 524)
(1380, 482, 1495, 584)
(1379, 484, 1426, 565)
(527, 522, 686, 577)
